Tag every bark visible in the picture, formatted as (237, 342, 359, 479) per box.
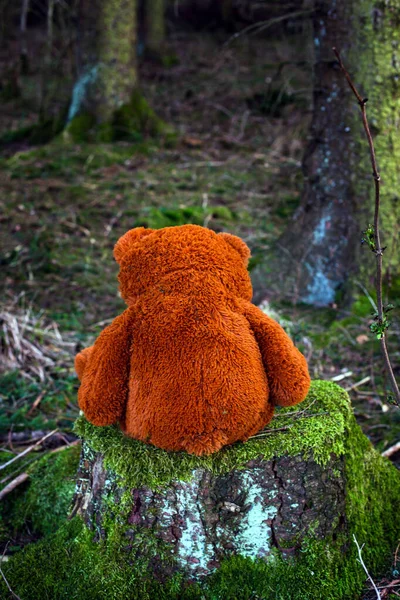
(20, 0, 30, 74)
(145, 0, 165, 58)
(73, 440, 346, 580)
(268, 0, 400, 306)
(267, 0, 359, 306)
(66, 0, 138, 134)
(349, 0, 400, 281)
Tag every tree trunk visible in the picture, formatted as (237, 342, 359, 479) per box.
(266, 0, 358, 306)
(349, 0, 400, 286)
(74, 440, 346, 579)
(67, 0, 136, 123)
(145, 0, 166, 59)
(19, 0, 30, 74)
(65, 0, 168, 142)
(267, 0, 400, 306)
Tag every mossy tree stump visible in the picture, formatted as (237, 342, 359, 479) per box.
(73, 438, 346, 580)
(3, 381, 400, 600)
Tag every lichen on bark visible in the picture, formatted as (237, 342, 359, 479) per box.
(267, 0, 400, 305)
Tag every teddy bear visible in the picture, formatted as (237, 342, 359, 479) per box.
(75, 225, 310, 456)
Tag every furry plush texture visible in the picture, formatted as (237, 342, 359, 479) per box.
(75, 225, 310, 455)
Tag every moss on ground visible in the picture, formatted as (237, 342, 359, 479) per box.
(1, 142, 267, 329)
(0, 370, 80, 434)
(64, 90, 175, 144)
(0, 445, 80, 552)
(2, 380, 400, 599)
(10, 444, 81, 536)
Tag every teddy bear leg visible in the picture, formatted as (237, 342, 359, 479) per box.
(182, 430, 229, 456)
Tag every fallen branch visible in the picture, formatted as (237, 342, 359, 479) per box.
(0, 473, 29, 501)
(333, 48, 400, 407)
(345, 376, 371, 392)
(382, 441, 400, 459)
(0, 429, 58, 471)
(353, 534, 381, 600)
(331, 370, 353, 382)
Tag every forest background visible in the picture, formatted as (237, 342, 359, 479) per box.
(0, 1, 399, 598)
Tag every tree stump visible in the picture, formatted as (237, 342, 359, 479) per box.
(70, 380, 400, 595)
(73, 443, 346, 580)
(4, 381, 400, 600)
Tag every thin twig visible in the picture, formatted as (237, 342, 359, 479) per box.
(273, 411, 330, 420)
(353, 534, 381, 600)
(0, 473, 29, 501)
(0, 542, 21, 600)
(248, 425, 292, 439)
(27, 391, 45, 416)
(0, 429, 58, 471)
(222, 10, 314, 49)
(345, 376, 371, 392)
(382, 441, 400, 458)
(333, 47, 400, 406)
(0, 455, 39, 486)
(354, 281, 378, 312)
(48, 439, 81, 454)
(331, 370, 353, 382)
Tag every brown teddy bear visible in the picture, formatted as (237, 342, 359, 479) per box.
(75, 225, 310, 455)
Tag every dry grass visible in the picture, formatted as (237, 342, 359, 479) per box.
(0, 299, 77, 382)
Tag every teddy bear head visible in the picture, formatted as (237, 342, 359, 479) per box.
(113, 224, 253, 304)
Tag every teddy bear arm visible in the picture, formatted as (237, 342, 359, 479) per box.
(78, 308, 135, 426)
(75, 346, 94, 381)
(242, 302, 311, 407)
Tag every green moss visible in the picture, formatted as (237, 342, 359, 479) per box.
(63, 90, 175, 144)
(352, 294, 374, 318)
(0, 371, 79, 434)
(74, 381, 351, 491)
(159, 54, 180, 68)
(10, 445, 81, 536)
(64, 113, 96, 143)
(140, 205, 235, 229)
(113, 90, 175, 143)
(2, 381, 400, 599)
(349, 1, 400, 274)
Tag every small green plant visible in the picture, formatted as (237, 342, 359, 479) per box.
(370, 304, 394, 339)
(361, 224, 376, 252)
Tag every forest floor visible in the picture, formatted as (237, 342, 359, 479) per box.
(0, 26, 399, 599)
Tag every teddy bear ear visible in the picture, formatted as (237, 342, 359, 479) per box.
(113, 227, 154, 263)
(218, 232, 251, 265)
